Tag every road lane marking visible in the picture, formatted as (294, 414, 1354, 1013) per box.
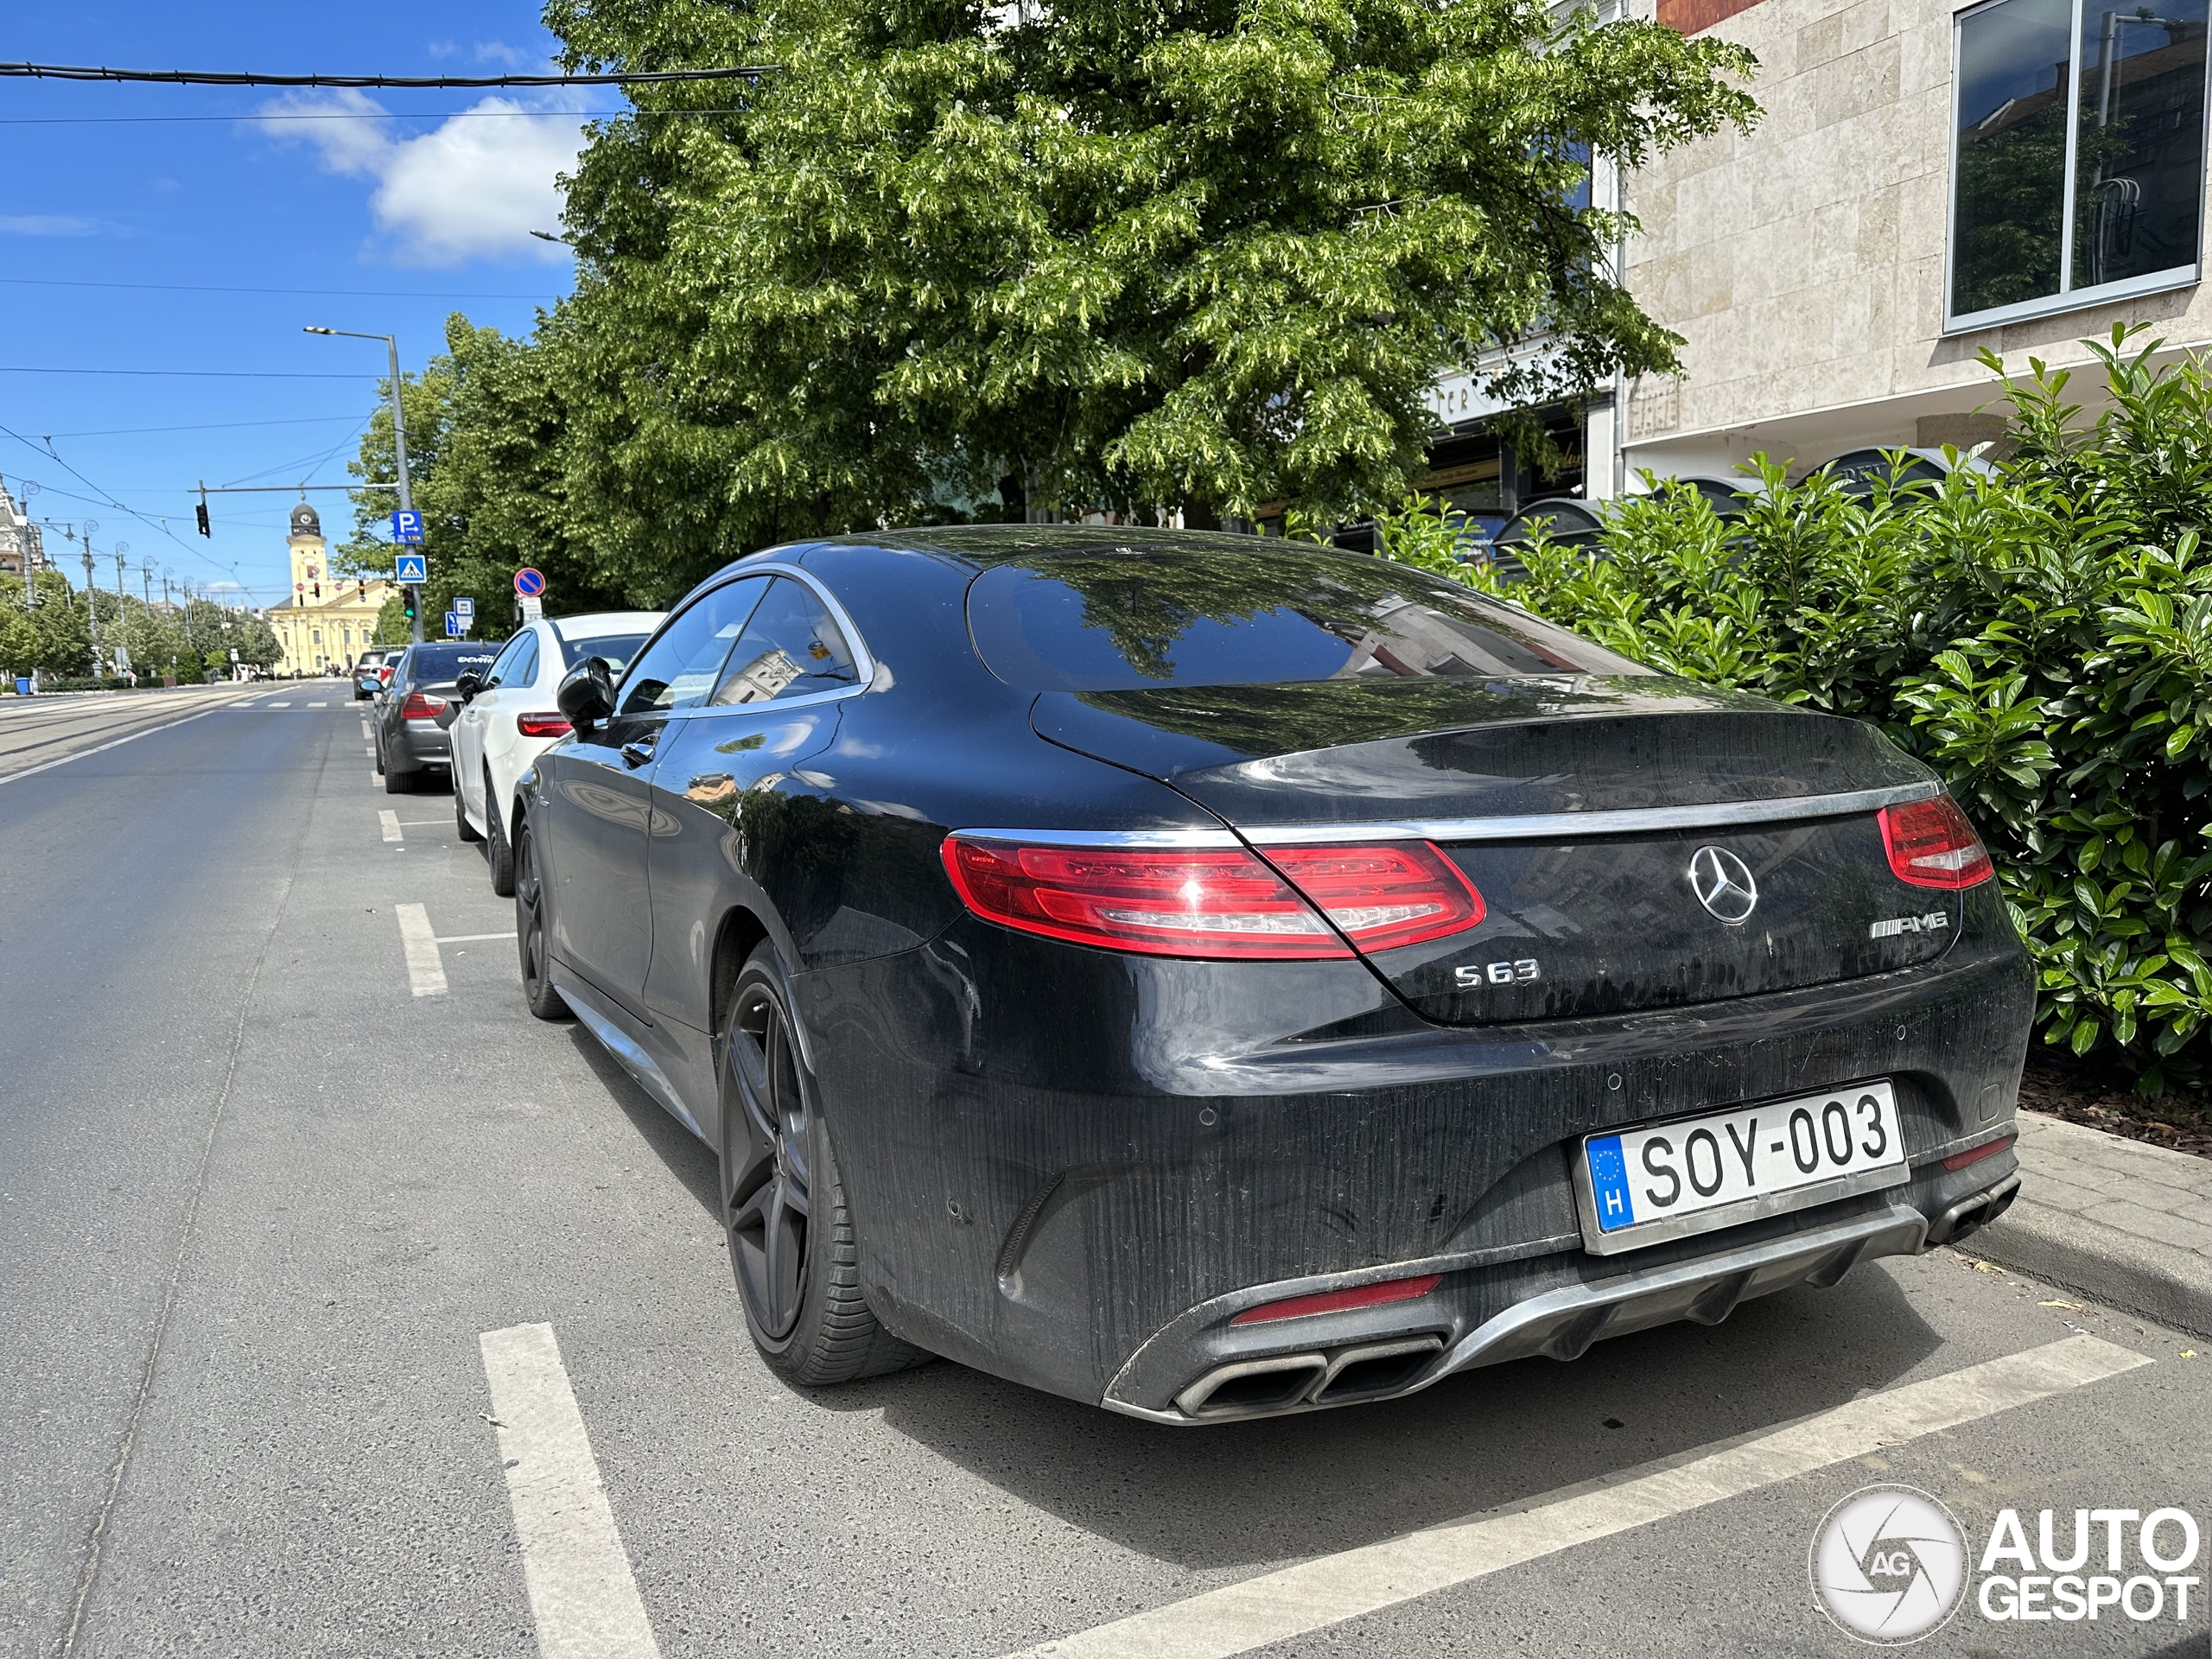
(378, 810, 402, 843)
(364, 745, 376, 756)
(480, 1324, 663, 1659)
(308, 700, 329, 707)
(395, 904, 448, 995)
(0, 695, 259, 788)
(437, 931, 516, 944)
(368, 770, 378, 787)
(267, 701, 289, 707)
(1012, 1334, 2152, 1659)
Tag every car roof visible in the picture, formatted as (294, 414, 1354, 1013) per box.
(547, 611, 663, 638)
(804, 524, 1310, 571)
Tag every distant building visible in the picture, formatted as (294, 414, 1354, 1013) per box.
(0, 481, 45, 581)
(267, 502, 393, 675)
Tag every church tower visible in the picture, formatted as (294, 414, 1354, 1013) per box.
(288, 499, 327, 602)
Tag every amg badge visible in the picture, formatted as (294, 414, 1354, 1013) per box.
(1870, 912, 1949, 939)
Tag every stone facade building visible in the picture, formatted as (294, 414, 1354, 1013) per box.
(1439, 0, 2209, 508)
(0, 481, 44, 582)
(267, 502, 392, 677)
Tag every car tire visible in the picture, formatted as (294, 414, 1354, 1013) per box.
(721, 943, 930, 1387)
(383, 764, 415, 794)
(373, 739, 385, 776)
(454, 777, 484, 842)
(513, 828, 571, 1021)
(484, 770, 517, 897)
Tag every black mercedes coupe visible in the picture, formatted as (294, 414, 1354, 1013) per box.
(514, 527, 2031, 1423)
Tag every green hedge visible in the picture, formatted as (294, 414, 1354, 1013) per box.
(1416, 326, 2212, 1091)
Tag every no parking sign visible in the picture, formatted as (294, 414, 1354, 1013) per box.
(513, 568, 547, 598)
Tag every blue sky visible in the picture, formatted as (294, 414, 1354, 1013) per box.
(3, 3, 615, 609)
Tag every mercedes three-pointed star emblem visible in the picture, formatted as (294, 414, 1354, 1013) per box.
(1688, 845, 1759, 924)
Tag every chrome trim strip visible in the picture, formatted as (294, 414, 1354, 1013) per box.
(1241, 780, 1940, 846)
(950, 826, 1241, 849)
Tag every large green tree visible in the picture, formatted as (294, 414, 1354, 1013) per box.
(542, 0, 1757, 584)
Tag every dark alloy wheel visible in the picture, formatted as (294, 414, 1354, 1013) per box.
(721, 944, 929, 1384)
(513, 830, 570, 1021)
(484, 769, 516, 896)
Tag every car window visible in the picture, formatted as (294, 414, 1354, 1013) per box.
(405, 644, 501, 684)
(508, 633, 541, 688)
(558, 632, 651, 674)
(965, 544, 1649, 693)
(482, 633, 532, 690)
(616, 578, 771, 716)
(709, 578, 862, 705)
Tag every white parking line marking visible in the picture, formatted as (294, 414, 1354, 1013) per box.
(378, 810, 402, 843)
(436, 931, 516, 944)
(1012, 1334, 2151, 1659)
(480, 1324, 662, 1659)
(368, 770, 378, 787)
(364, 746, 376, 757)
(267, 701, 289, 708)
(394, 904, 447, 996)
(308, 701, 329, 707)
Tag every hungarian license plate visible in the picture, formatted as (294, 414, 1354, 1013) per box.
(1575, 1081, 1908, 1255)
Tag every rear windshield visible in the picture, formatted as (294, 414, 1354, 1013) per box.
(966, 544, 1649, 692)
(558, 632, 652, 673)
(404, 644, 500, 683)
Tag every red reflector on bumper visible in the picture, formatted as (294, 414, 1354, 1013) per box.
(1230, 1273, 1442, 1325)
(1941, 1135, 2015, 1172)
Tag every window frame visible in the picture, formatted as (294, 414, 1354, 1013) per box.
(620, 563, 879, 722)
(1944, 0, 2211, 334)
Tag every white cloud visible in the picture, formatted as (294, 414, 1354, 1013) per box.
(0, 214, 103, 237)
(474, 41, 535, 67)
(258, 90, 582, 267)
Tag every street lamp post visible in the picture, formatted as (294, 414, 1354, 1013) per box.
(302, 326, 419, 643)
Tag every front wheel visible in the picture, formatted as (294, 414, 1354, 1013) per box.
(721, 944, 928, 1386)
(485, 770, 516, 896)
(454, 774, 483, 842)
(513, 829, 571, 1021)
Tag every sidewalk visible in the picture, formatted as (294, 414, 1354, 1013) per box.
(1974, 1109, 2212, 1337)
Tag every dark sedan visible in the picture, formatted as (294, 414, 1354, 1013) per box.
(373, 641, 499, 794)
(514, 528, 2031, 1422)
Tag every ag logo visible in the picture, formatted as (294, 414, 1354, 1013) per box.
(1688, 845, 1758, 924)
(1810, 1485, 1968, 1644)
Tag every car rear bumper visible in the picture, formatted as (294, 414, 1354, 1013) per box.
(801, 888, 2034, 1417)
(391, 719, 449, 767)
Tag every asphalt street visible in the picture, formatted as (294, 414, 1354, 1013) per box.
(1, 691, 2205, 1659)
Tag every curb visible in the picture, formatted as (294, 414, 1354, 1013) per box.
(1973, 1198, 2212, 1338)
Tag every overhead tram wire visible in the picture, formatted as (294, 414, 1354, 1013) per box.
(1, 278, 563, 300)
(0, 423, 238, 579)
(0, 108, 746, 126)
(0, 62, 774, 88)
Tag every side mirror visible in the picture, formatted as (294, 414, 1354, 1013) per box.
(556, 657, 616, 734)
(454, 671, 483, 702)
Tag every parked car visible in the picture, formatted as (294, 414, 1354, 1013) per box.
(353, 648, 393, 702)
(372, 641, 500, 794)
(448, 611, 663, 894)
(1814, 446, 2000, 497)
(514, 528, 2030, 1422)
(1488, 495, 1602, 578)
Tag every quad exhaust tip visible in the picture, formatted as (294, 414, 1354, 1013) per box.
(1174, 1336, 1446, 1421)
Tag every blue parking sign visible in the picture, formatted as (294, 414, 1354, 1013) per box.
(391, 508, 425, 544)
(392, 553, 428, 585)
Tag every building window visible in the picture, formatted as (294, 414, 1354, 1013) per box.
(312, 629, 322, 645)
(1950, 0, 2209, 329)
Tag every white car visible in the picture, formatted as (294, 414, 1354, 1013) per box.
(450, 611, 664, 893)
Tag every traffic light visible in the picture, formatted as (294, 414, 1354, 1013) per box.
(402, 588, 418, 623)
(194, 501, 211, 537)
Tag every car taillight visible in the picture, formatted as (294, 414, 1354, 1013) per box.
(1231, 1274, 1442, 1325)
(1260, 842, 1485, 952)
(516, 712, 572, 737)
(400, 691, 447, 720)
(938, 836, 1483, 959)
(1878, 796, 1993, 889)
